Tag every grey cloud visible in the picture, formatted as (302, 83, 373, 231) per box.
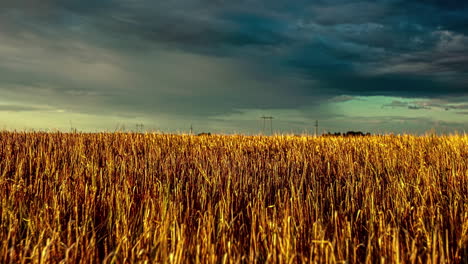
(0, 105, 43, 112)
(407, 105, 430, 110)
(383, 100, 409, 108)
(451, 105, 468, 110)
(409, 0, 468, 10)
(375, 30, 468, 76)
(0, 0, 467, 134)
(327, 95, 358, 103)
(306, 2, 390, 25)
(382, 100, 430, 110)
(409, 99, 468, 111)
(0, 28, 322, 120)
(382, 99, 468, 111)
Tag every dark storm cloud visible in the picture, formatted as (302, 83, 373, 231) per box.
(0, 0, 115, 13)
(410, 0, 468, 10)
(0, 0, 467, 122)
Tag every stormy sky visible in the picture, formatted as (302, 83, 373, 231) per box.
(0, 0, 467, 134)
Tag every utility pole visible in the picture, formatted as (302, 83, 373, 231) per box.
(261, 116, 274, 135)
(190, 124, 193, 135)
(315, 120, 319, 137)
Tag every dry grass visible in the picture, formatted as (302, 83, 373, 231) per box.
(0, 132, 467, 263)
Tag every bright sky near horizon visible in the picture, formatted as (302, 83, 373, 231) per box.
(0, 0, 467, 134)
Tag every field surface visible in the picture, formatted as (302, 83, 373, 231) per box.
(0, 132, 467, 263)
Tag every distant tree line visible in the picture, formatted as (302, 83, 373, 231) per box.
(323, 131, 371, 137)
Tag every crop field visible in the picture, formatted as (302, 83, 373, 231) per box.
(0, 132, 467, 263)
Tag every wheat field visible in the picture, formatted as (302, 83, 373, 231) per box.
(0, 132, 467, 263)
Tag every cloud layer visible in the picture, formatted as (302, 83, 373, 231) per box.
(0, 0, 467, 132)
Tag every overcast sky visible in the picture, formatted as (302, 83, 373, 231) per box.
(1, 0, 467, 134)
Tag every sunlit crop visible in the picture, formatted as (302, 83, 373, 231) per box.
(1, 132, 467, 263)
